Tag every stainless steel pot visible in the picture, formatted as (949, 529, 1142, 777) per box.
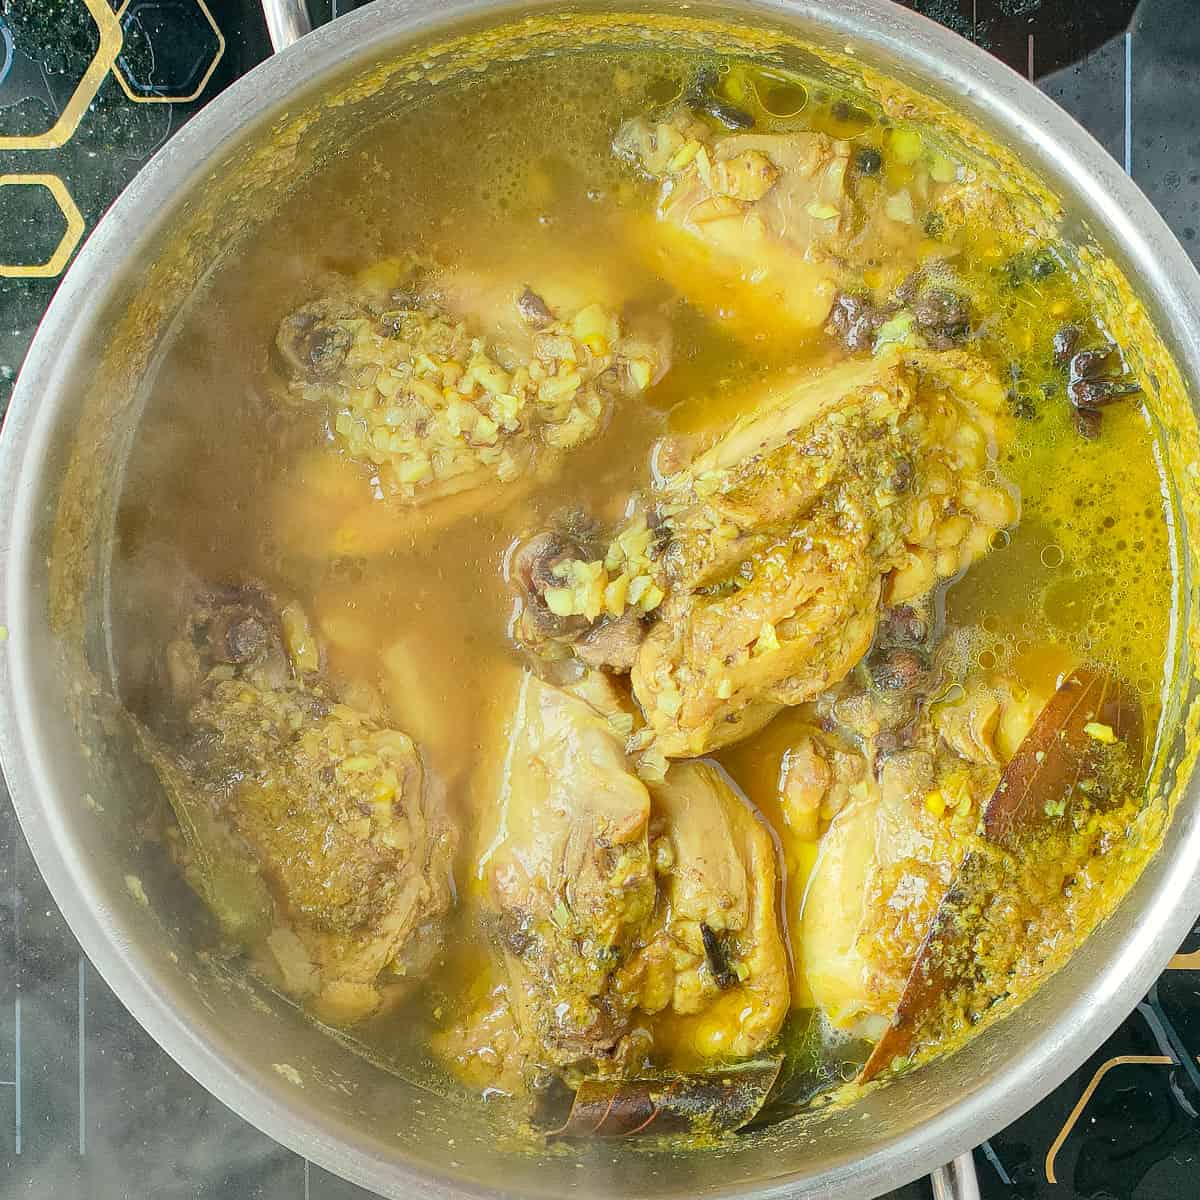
(2, 3, 1200, 1199)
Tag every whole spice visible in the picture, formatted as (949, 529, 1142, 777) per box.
(855, 145, 883, 175)
(1051, 324, 1081, 366)
(551, 1059, 783, 1139)
(1063, 338, 1141, 438)
(686, 66, 754, 130)
(701, 922, 737, 989)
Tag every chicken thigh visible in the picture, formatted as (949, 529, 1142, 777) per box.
(138, 584, 454, 1024)
(798, 671, 1046, 1036)
(515, 349, 1016, 759)
(442, 670, 788, 1093)
(275, 259, 664, 513)
(614, 109, 855, 334)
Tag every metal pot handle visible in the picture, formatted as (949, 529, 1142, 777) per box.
(261, 0, 314, 53)
(252, 7, 987, 1197)
(930, 1152, 982, 1200)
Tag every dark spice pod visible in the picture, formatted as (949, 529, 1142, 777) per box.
(1051, 324, 1082, 365)
(517, 286, 553, 328)
(911, 285, 971, 348)
(1068, 347, 1113, 379)
(826, 291, 890, 353)
(701, 922, 737, 989)
(1062, 338, 1141, 437)
(1072, 407, 1103, 440)
(867, 646, 928, 694)
(686, 66, 755, 130)
(854, 146, 883, 175)
(1069, 377, 1142, 409)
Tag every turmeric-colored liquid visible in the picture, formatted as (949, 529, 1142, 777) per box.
(109, 48, 1177, 1100)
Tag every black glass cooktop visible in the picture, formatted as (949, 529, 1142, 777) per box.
(2, 1, 1200, 1197)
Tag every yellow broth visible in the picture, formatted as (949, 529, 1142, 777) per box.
(108, 48, 1178, 1112)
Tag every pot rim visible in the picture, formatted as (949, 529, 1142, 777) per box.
(3, 2, 1200, 1198)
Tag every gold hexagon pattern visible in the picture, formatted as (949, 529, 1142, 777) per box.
(0, 175, 86, 278)
(1044, 1055, 1171, 1183)
(113, 0, 225, 105)
(0, 0, 124, 150)
(0, 0, 226, 277)
(1043, 1053, 1200, 1183)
